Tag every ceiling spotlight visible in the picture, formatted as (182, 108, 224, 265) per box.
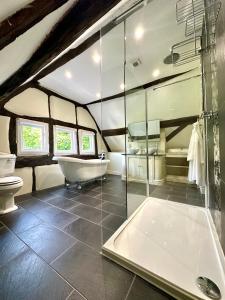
(134, 25, 144, 40)
(120, 83, 125, 90)
(92, 51, 101, 64)
(65, 70, 72, 79)
(152, 69, 160, 78)
(96, 93, 101, 98)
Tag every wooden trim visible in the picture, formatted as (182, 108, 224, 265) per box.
(84, 106, 111, 152)
(101, 116, 198, 137)
(0, 0, 121, 101)
(166, 124, 189, 142)
(33, 82, 83, 107)
(160, 116, 198, 128)
(87, 70, 192, 105)
(102, 127, 127, 137)
(0, 0, 70, 51)
(35, 31, 100, 81)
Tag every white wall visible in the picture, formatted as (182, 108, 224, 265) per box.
(5, 88, 49, 117)
(107, 152, 123, 175)
(50, 96, 76, 124)
(0, 116, 10, 153)
(1, 87, 107, 195)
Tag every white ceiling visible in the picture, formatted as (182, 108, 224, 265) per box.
(0, 0, 77, 84)
(39, 0, 199, 104)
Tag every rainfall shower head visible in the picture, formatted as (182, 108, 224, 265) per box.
(163, 53, 180, 65)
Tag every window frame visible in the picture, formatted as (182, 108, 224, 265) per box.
(16, 118, 49, 156)
(54, 125, 77, 156)
(79, 130, 96, 155)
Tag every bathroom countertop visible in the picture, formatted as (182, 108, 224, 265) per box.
(121, 153, 165, 156)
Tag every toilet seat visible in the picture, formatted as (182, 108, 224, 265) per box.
(0, 176, 23, 187)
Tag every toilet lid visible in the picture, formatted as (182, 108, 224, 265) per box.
(0, 176, 23, 186)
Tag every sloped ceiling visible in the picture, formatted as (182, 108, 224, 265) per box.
(0, 0, 77, 85)
(39, 0, 199, 104)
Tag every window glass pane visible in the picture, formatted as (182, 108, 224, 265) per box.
(22, 125, 42, 151)
(56, 130, 72, 151)
(82, 135, 91, 150)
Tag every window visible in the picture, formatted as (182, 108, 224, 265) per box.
(54, 125, 77, 155)
(79, 130, 95, 155)
(17, 118, 49, 156)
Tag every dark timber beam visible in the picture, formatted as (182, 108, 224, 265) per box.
(166, 123, 189, 142)
(0, 0, 70, 51)
(0, 0, 121, 101)
(101, 116, 198, 137)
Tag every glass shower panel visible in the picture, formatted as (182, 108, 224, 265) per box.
(100, 20, 127, 240)
(124, 6, 149, 217)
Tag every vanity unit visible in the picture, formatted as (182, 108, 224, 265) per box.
(121, 154, 166, 185)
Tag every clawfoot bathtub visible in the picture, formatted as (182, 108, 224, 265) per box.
(53, 157, 110, 184)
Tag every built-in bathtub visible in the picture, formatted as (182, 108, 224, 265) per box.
(53, 157, 110, 184)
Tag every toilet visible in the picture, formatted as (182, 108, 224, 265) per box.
(0, 153, 23, 214)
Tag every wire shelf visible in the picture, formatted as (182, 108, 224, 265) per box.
(176, 0, 204, 24)
(171, 36, 201, 66)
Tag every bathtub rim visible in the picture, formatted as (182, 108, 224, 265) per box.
(53, 156, 110, 165)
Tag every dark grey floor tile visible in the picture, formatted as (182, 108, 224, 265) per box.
(47, 196, 79, 211)
(101, 202, 127, 218)
(80, 189, 101, 197)
(102, 214, 125, 232)
(19, 198, 51, 213)
(52, 241, 134, 300)
(64, 218, 112, 251)
(69, 204, 108, 224)
(101, 193, 126, 205)
(126, 276, 174, 300)
(0, 208, 41, 234)
(15, 194, 37, 204)
(67, 290, 87, 300)
(52, 189, 80, 199)
(32, 190, 56, 201)
(72, 195, 102, 207)
(0, 248, 72, 300)
(149, 191, 169, 200)
(18, 224, 77, 263)
(34, 206, 78, 229)
(0, 227, 28, 267)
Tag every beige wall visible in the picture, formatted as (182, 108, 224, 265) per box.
(1, 87, 107, 195)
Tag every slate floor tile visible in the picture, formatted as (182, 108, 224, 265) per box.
(47, 196, 79, 211)
(101, 202, 127, 218)
(33, 206, 78, 229)
(64, 218, 112, 250)
(69, 204, 108, 224)
(101, 214, 125, 232)
(0, 208, 41, 234)
(126, 276, 174, 300)
(72, 195, 102, 207)
(51, 241, 134, 300)
(0, 248, 72, 300)
(18, 223, 77, 263)
(19, 198, 51, 213)
(0, 227, 28, 267)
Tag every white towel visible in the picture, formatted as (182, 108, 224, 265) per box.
(187, 122, 205, 192)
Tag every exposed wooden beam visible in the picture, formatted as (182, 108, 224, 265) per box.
(0, 0, 70, 51)
(160, 116, 198, 128)
(166, 123, 189, 142)
(87, 70, 192, 105)
(101, 116, 198, 137)
(0, 0, 121, 102)
(85, 106, 111, 152)
(102, 127, 128, 137)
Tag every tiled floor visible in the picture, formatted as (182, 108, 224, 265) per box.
(0, 175, 203, 300)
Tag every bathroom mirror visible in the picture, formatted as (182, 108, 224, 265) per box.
(128, 119, 160, 140)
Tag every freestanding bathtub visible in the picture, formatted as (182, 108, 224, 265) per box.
(53, 157, 110, 184)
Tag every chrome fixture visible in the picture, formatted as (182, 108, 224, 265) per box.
(196, 277, 221, 299)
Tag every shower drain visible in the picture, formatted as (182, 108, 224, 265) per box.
(196, 277, 221, 299)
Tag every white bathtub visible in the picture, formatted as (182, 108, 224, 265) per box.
(53, 157, 110, 183)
